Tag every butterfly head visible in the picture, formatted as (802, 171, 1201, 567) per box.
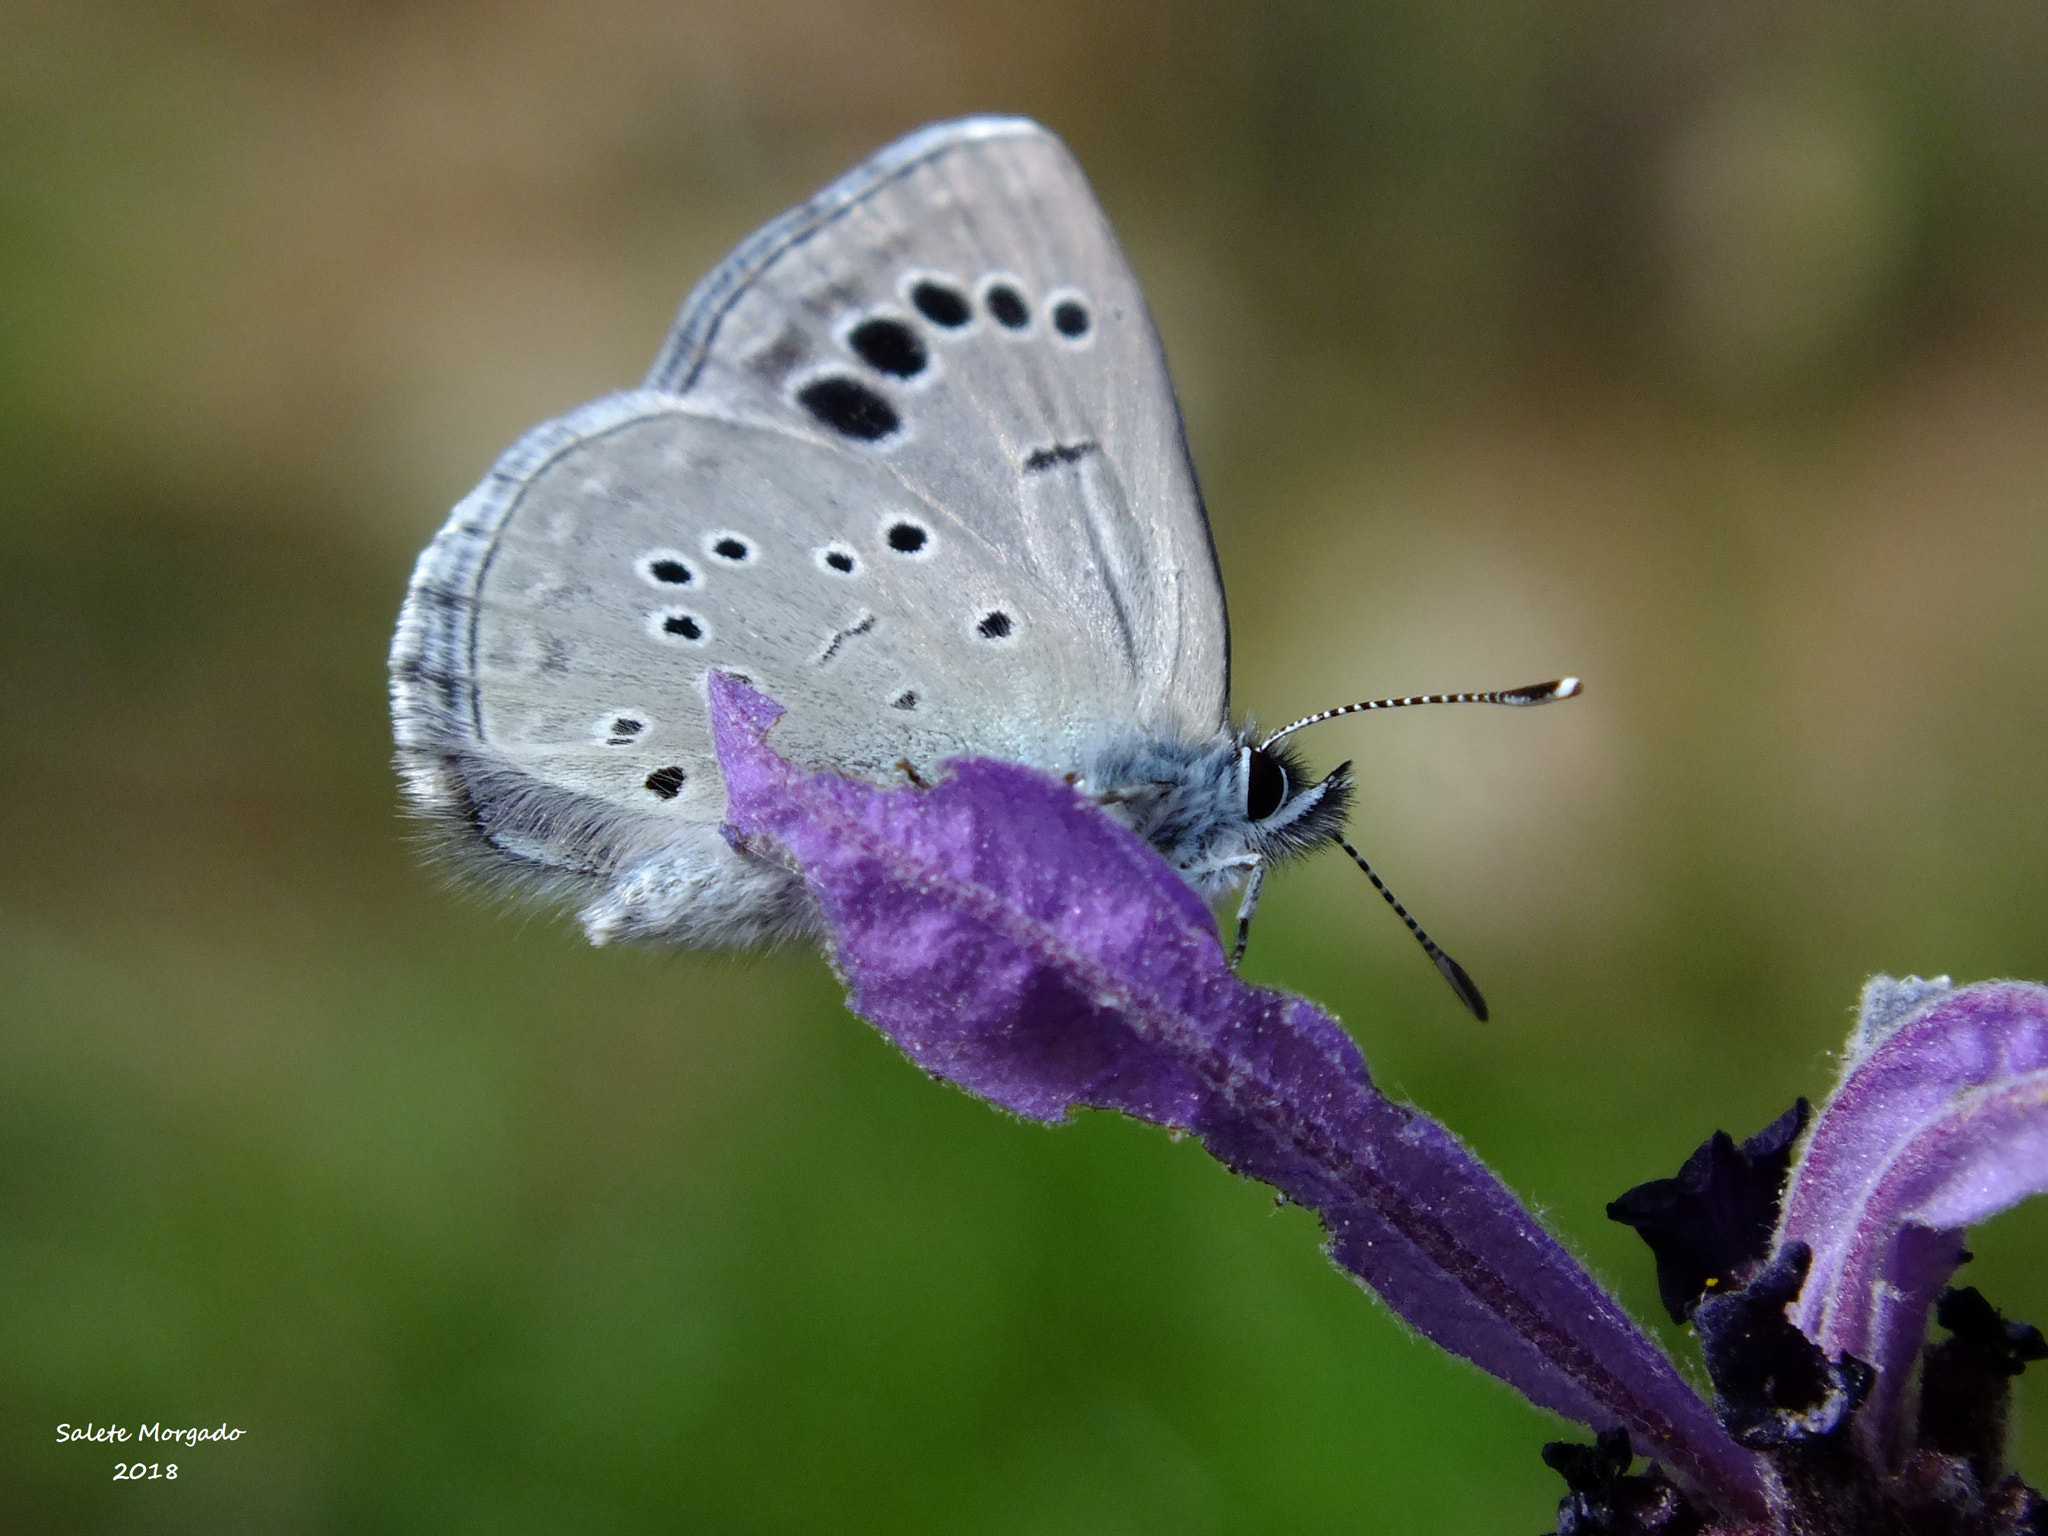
(1237, 740, 1352, 863)
(1083, 731, 1352, 901)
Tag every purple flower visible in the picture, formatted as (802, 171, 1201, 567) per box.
(1776, 979, 2048, 1476)
(709, 674, 2048, 1534)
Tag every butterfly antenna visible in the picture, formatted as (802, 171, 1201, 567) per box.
(1336, 836, 1488, 1022)
(1261, 677, 1580, 749)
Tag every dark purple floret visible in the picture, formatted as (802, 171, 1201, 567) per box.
(1933, 1287, 2048, 1380)
(1918, 1288, 2048, 1488)
(1542, 1429, 1706, 1535)
(1693, 1242, 1872, 1453)
(1608, 1100, 1810, 1323)
(1546, 1429, 1637, 1502)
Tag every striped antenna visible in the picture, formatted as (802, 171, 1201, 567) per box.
(1337, 836, 1489, 1022)
(1260, 677, 1581, 749)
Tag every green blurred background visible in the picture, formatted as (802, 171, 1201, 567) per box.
(5, 2, 2047, 1530)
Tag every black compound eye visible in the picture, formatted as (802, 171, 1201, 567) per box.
(911, 279, 971, 328)
(1245, 747, 1289, 821)
(849, 317, 927, 378)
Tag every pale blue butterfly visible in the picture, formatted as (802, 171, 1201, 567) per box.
(389, 116, 1577, 1015)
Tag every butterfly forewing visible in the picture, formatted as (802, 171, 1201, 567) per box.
(646, 117, 1226, 751)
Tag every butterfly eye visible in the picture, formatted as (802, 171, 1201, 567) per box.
(1244, 746, 1289, 821)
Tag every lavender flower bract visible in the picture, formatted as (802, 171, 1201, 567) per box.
(709, 673, 1763, 1519)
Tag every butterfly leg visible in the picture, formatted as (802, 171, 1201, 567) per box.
(1229, 859, 1268, 968)
(1093, 780, 1174, 809)
(1171, 852, 1263, 965)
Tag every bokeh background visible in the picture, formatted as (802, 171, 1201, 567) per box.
(5, 2, 2048, 1530)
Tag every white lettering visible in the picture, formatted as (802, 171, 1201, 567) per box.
(135, 1422, 245, 1446)
(59, 1420, 243, 1446)
(56, 1423, 130, 1443)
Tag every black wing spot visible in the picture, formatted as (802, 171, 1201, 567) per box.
(711, 535, 750, 563)
(977, 611, 1013, 640)
(1023, 440, 1097, 473)
(817, 544, 858, 575)
(644, 766, 686, 800)
(1052, 298, 1091, 337)
(984, 282, 1030, 329)
(797, 375, 900, 441)
(607, 715, 645, 744)
(891, 690, 918, 711)
(849, 317, 928, 378)
(648, 558, 692, 585)
(661, 613, 704, 641)
(886, 520, 929, 555)
(911, 279, 971, 327)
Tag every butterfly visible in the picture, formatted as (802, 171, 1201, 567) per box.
(389, 116, 1577, 1018)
